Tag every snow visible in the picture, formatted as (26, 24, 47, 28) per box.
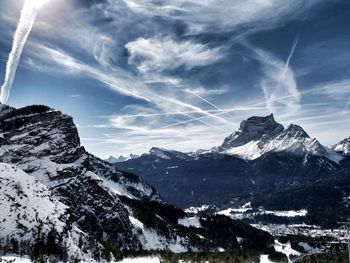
(184, 205, 211, 214)
(141, 229, 188, 252)
(9, 132, 30, 141)
(264, 209, 307, 217)
(0, 256, 32, 263)
(236, 237, 244, 243)
(0, 162, 68, 239)
(224, 136, 342, 163)
(105, 154, 139, 163)
(220, 117, 343, 163)
(129, 216, 189, 252)
(178, 217, 201, 228)
(216, 202, 306, 220)
(259, 255, 275, 263)
(0, 163, 93, 261)
(117, 257, 160, 263)
(0, 255, 161, 263)
(332, 137, 350, 155)
(167, 166, 179, 169)
(298, 242, 314, 252)
(149, 148, 171, 159)
(274, 240, 300, 263)
(217, 206, 252, 216)
(129, 216, 145, 230)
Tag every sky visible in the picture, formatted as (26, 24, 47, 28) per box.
(0, 0, 350, 158)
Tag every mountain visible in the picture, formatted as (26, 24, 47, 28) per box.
(0, 162, 89, 260)
(105, 154, 139, 164)
(0, 104, 275, 261)
(250, 156, 350, 228)
(332, 136, 350, 156)
(116, 114, 342, 208)
(217, 114, 342, 163)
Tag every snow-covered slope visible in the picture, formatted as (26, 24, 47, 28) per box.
(332, 137, 350, 156)
(0, 162, 90, 260)
(218, 114, 342, 163)
(0, 162, 67, 239)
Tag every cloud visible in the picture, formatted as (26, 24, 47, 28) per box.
(26, 42, 233, 127)
(125, 37, 224, 73)
(314, 79, 350, 100)
(2, 0, 347, 158)
(121, 0, 325, 33)
(243, 41, 301, 114)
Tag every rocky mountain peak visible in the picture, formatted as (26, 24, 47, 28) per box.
(332, 136, 350, 156)
(219, 114, 342, 163)
(0, 105, 82, 170)
(220, 114, 284, 150)
(239, 114, 281, 134)
(282, 124, 310, 139)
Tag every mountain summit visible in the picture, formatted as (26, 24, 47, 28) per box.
(332, 136, 350, 156)
(218, 114, 342, 162)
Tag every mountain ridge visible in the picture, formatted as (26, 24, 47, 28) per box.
(111, 114, 343, 164)
(115, 114, 344, 208)
(0, 104, 275, 261)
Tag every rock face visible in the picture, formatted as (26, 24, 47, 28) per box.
(332, 137, 350, 156)
(218, 114, 342, 163)
(0, 104, 274, 261)
(116, 114, 343, 208)
(220, 114, 284, 150)
(0, 162, 89, 260)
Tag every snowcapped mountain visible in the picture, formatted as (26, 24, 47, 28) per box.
(332, 136, 350, 156)
(0, 104, 274, 261)
(148, 147, 192, 160)
(218, 114, 342, 163)
(116, 114, 344, 208)
(105, 154, 139, 163)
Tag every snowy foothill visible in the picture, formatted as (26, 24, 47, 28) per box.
(216, 201, 307, 220)
(184, 205, 211, 214)
(178, 216, 202, 228)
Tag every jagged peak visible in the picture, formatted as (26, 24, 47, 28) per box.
(332, 136, 350, 155)
(218, 114, 343, 163)
(283, 124, 310, 138)
(220, 114, 284, 150)
(239, 113, 282, 133)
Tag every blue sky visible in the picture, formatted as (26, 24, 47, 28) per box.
(0, 0, 350, 158)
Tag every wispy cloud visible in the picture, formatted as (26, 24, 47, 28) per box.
(121, 0, 324, 33)
(243, 41, 301, 114)
(126, 37, 224, 73)
(2, 0, 348, 158)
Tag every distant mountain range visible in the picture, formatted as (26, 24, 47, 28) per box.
(114, 114, 350, 227)
(0, 104, 277, 261)
(105, 154, 139, 163)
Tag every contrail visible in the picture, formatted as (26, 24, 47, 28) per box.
(0, 0, 48, 103)
(281, 34, 300, 78)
